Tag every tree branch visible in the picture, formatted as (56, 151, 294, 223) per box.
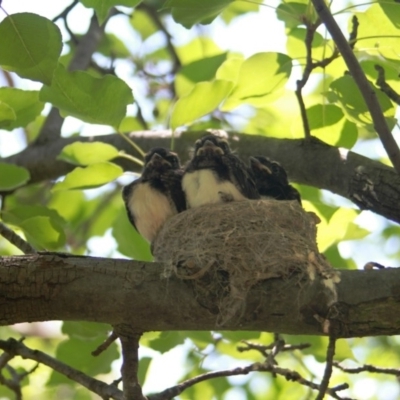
(0, 222, 36, 254)
(5, 131, 400, 224)
(0, 338, 123, 400)
(115, 329, 145, 400)
(0, 254, 400, 337)
(316, 335, 336, 400)
(311, 0, 400, 174)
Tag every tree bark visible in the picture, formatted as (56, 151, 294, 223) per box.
(0, 254, 399, 338)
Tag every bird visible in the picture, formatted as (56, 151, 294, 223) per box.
(122, 147, 186, 243)
(182, 134, 260, 208)
(249, 156, 302, 204)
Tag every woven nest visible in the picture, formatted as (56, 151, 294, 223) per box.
(153, 199, 339, 326)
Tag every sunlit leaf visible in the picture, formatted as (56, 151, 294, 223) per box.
(216, 56, 244, 84)
(175, 53, 227, 96)
(356, 4, 400, 59)
(80, 0, 142, 24)
(97, 33, 131, 58)
(171, 80, 233, 128)
(130, 9, 158, 40)
(19, 216, 66, 250)
(0, 13, 62, 84)
(221, 1, 259, 24)
(317, 208, 367, 252)
(222, 52, 292, 110)
(0, 163, 30, 191)
(328, 75, 394, 128)
(0, 88, 44, 130)
(58, 142, 120, 165)
(164, 0, 234, 28)
(176, 37, 223, 64)
(40, 64, 133, 128)
(119, 116, 145, 131)
(52, 162, 123, 191)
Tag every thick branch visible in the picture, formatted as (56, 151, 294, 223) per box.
(311, 0, 400, 174)
(5, 131, 400, 224)
(0, 254, 400, 337)
(116, 329, 145, 400)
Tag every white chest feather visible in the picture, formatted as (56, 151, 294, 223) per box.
(128, 182, 176, 242)
(182, 169, 245, 208)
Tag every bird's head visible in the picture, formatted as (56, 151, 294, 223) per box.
(142, 148, 181, 178)
(249, 156, 288, 184)
(194, 135, 231, 158)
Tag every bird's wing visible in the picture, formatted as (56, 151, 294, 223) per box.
(122, 179, 141, 231)
(160, 170, 187, 212)
(225, 155, 260, 199)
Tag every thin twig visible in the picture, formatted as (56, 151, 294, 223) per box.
(0, 222, 37, 254)
(92, 330, 118, 357)
(0, 338, 123, 400)
(311, 0, 400, 174)
(375, 65, 400, 105)
(136, 3, 181, 75)
(334, 362, 400, 376)
(316, 334, 336, 400)
(117, 331, 145, 400)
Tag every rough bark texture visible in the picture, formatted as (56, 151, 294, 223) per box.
(0, 254, 399, 338)
(5, 132, 400, 224)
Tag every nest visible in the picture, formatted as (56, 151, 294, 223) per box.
(153, 199, 339, 326)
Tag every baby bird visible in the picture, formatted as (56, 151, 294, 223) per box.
(122, 148, 186, 243)
(182, 134, 259, 208)
(249, 156, 301, 204)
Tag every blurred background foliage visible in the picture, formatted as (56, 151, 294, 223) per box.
(0, 0, 400, 398)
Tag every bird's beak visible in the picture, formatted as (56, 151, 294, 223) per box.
(148, 153, 170, 167)
(197, 140, 224, 156)
(249, 157, 272, 174)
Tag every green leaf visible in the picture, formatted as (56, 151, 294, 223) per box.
(0, 102, 16, 128)
(150, 331, 185, 353)
(97, 33, 131, 59)
(221, 1, 259, 24)
(171, 80, 233, 129)
(0, 88, 44, 130)
(138, 357, 152, 386)
(2, 205, 65, 227)
(356, 4, 400, 59)
(40, 64, 133, 128)
(0, 163, 30, 191)
(276, 2, 308, 29)
(112, 207, 153, 261)
(222, 52, 292, 110)
(175, 53, 227, 97)
(58, 142, 120, 165)
(48, 337, 119, 385)
(52, 162, 123, 191)
(19, 216, 66, 250)
(176, 37, 223, 64)
(329, 75, 394, 128)
(164, 0, 234, 28)
(0, 13, 62, 85)
(216, 56, 244, 84)
(62, 322, 112, 340)
(80, 0, 142, 24)
(317, 208, 367, 252)
(130, 10, 158, 40)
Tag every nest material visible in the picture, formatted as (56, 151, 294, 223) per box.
(153, 199, 339, 325)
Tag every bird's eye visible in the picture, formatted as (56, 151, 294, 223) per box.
(271, 163, 281, 173)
